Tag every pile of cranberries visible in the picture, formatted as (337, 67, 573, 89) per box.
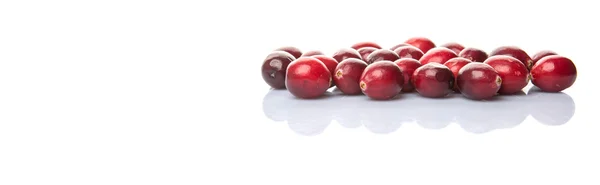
(261, 37, 577, 100)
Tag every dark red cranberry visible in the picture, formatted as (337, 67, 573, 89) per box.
(530, 55, 577, 92)
(285, 57, 332, 99)
(359, 61, 404, 100)
(366, 49, 400, 64)
(443, 57, 472, 91)
(490, 46, 534, 70)
(333, 58, 368, 95)
(351, 42, 382, 50)
(458, 47, 488, 62)
(357, 47, 378, 62)
(405, 37, 436, 53)
(440, 42, 465, 54)
(261, 51, 296, 89)
(418, 47, 458, 65)
(531, 50, 558, 65)
(313, 55, 339, 87)
(412, 63, 454, 98)
(393, 45, 424, 60)
(390, 43, 410, 51)
(301, 50, 324, 57)
(274, 46, 302, 59)
(484, 55, 529, 94)
(457, 63, 502, 100)
(394, 58, 422, 92)
(332, 48, 362, 63)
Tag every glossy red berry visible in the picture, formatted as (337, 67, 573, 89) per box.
(394, 58, 422, 92)
(393, 45, 424, 60)
(274, 46, 302, 59)
(313, 55, 339, 87)
(285, 57, 332, 99)
(458, 47, 488, 62)
(359, 61, 404, 100)
(457, 63, 502, 100)
(357, 47, 378, 63)
(332, 48, 362, 63)
(531, 50, 558, 65)
(405, 37, 436, 53)
(418, 47, 458, 65)
(351, 42, 382, 50)
(261, 51, 296, 89)
(412, 63, 454, 98)
(443, 57, 472, 91)
(366, 49, 400, 64)
(333, 58, 368, 95)
(530, 55, 577, 92)
(490, 46, 534, 70)
(484, 55, 529, 94)
(301, 50, 324, 57)
(390, 43, 410, 51)
(440, 42, 465, 55)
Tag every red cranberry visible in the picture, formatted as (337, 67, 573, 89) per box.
(458, 47, 488, 62)
(359, 61, 404, 100)
(490, 46, 534, 70)
(332, 48, 362, 63)
(390, 43, 410, 51)
(301, 50, 324, 57)
(285, 57, 332, 99)
(443, 57, 472, 91)
(393, 45, 424, 60)
(366, 49, 400, 64)
(405, 37, 436, 53)
(412, 63, 454, 98)
(440, 42, 465, 54)
(274, 46, 302, 59)
(484, 55, 530, 94)
(457, 63, 502, 100)
(418, 47, 458, 65)
(261, 51, 296, 89)
(394, 58, 422, 92)
(532, 50, 558, 65)
(312, 55, 339, 87)
(333, 58, 368, 95)
(530, 55, 577, 92)
(351, 42, 382, 50)
(357, 47, 378, 62)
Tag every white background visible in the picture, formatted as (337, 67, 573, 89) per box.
(1, 0, 599, 184)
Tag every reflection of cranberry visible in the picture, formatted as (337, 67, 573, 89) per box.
(527, 87, 576, 126)
(261, 51, 296, 89)
(275, 46, 302, 59)
(286, 58, 332, 99)
(530, 55, 577, 92)
(360, 61, 404, 100)
(405, 37, 436, 53)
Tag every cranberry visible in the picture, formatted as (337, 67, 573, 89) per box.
(301, 50, 324, 57)
(490, 46, 534, 70)
(357, 47, 378, 62)
(261, 51, 296, 89)
(457, 62, 502, 100)
(332, 48, 362, 63)
(313, 55, 339, 87)
(394, 58, 422, 92)
(366, 49, 400, 64)
(412, 63, 454, 98)
(393, 45, 424, 60)
(333, 58, 368, 95)
(390, 43, 410, 51)
(530, 55, 577, 92)
(418, 47, 458, 65)
(359, 61, 404, 100)
(484, 55, 529, 94)
(440, 42, 465, 54)
(443, 57, 472, 91)
(458, 47, 488, 62)
(285, 57, 332, 99)
(405, 37, 436, 53)
(532, 50, 558, 65)
(274, 46, 302, 59)
(351, 41, 382, 50)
